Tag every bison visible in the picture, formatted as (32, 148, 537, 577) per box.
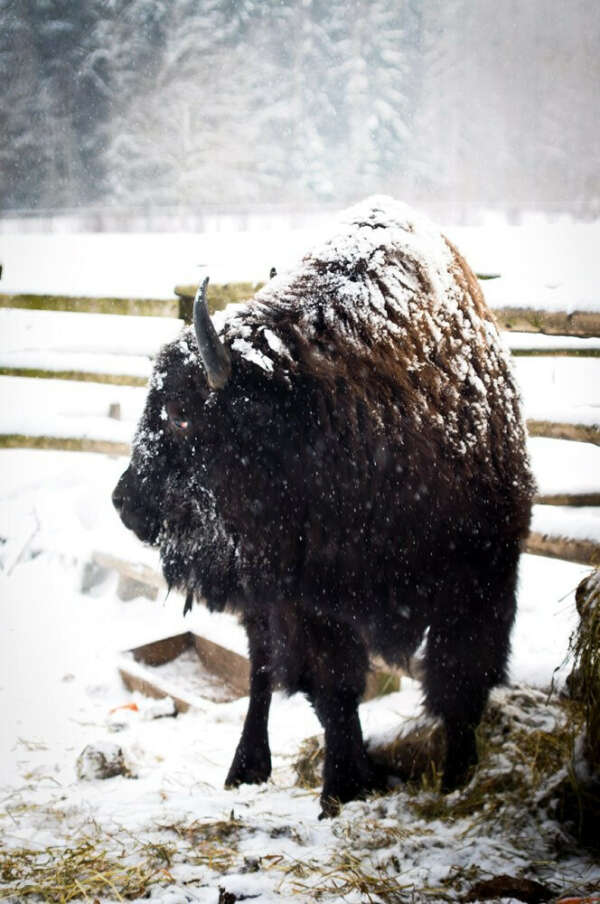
(113, 196, 534, 815)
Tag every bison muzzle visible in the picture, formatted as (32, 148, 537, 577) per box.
(113, 197, 534, 816)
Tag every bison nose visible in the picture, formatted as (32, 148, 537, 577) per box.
(112, 469, 159, 544)
(112, 475, 127, 512)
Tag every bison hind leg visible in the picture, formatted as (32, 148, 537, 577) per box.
(423, 562, 518, 792)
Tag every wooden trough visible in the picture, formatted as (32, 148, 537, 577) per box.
(119, 631, 250, 710)
(95, 551, 403, 709)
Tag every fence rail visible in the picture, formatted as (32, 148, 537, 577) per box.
(1, 289, 598, 567)
(3, 290, 600, 338)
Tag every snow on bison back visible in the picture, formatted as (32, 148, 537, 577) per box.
(113, 196, 534, 816)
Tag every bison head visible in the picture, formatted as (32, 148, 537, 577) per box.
(112, 279, 241, 609)
(113, 278, 301, 611)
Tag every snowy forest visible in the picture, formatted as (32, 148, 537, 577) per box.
(1, 0, 599, 219)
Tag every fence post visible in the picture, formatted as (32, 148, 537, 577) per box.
(177, 294, 194, 324)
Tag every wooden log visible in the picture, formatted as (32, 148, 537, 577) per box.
(493, 306, 600, 338)
(527, 420, 600, 447)
(0, 434, 130, 455)
(0, 366, 146, 386)
(525, 532, 600, 566)
(534, 493, 600, 507)
(513, 347, 600, 358)
(0, 293, 178, 317)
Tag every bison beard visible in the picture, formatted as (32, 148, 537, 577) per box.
(113, 197, 534, 816)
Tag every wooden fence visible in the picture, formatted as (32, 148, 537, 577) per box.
(1, 288, 599, 566)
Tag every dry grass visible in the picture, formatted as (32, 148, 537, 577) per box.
(573, 570, 600, 773)
(0, 837, 176, 902)
(0, 812, 250, 902)
(294, 685, 591, 842)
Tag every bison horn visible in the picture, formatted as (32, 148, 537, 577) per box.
(193, 276, 231, 390)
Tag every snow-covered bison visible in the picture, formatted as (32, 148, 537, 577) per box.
(113, 197, 534, 815)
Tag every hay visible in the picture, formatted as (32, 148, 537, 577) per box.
(292, 686, 589, 838)
(0, 837, 176, 902)
(573, 569, 600, 774)
(294, 735, 324, 788)
(551, 569, 600, 850)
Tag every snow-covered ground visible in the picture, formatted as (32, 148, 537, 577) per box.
(1, 448, 599, 903)
(1, 213, 599, 312)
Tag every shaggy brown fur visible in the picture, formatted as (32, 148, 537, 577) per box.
(113, 197, 534, 815)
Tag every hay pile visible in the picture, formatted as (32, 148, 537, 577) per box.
(572, 569, 600, 776)
(556, 568, 600, 848)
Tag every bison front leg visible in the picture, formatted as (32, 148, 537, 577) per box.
(302, 617, 385, 817)
(225, 613, 272, 788)
(313, 690, 380, 817)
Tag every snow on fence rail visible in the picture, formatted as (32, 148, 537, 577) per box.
(3, 290, 600, 337)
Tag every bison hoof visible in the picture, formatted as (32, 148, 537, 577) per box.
(225, 746, 272, 788)
(440, 760, 476, 794)
(441, 732, 478, 793)
(318, 794, 342, 819)
(319, 760, 389, 818)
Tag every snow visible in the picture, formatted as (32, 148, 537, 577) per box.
(0, 227, 327, 298)
(2, 214, 599, 312)
(0, 307, 183, 358)
(531, 504, 600, 542)
(528, 437, 600, 496)
(0, 375, 145, 443)
(506, 331, 600, 351)
(447, 218, 600, 313)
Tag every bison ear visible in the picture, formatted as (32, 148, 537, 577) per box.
(193, 276, 232, 390)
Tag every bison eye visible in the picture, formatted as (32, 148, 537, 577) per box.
(166, 401, 190, 433)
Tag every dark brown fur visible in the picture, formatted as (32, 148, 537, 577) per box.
(113, 200, 534, 815)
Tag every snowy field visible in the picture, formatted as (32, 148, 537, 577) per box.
(1, 213, 600, 901)
(1, 213, 600, 313)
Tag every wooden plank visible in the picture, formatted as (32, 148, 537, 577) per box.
(0, 434, 130, 455)
(0, 366, 147, 386)
(527, 420, 600, 447)
(130, 632, 191, 667)
(192, 633, 249, 698)
(493, 307, 600, 338)
(174, 282, 263, 315)
(16, 422, 596, 464)
(123, 631, 248, 706)
(95, 552, 405, 702)
(118, 666, 194, 713)
(92, 551, 166, 591)
(513, 348, 600, 358)
(0, 293, 178, 317)
(534, 493, 600, 507)
(526, 532, 600, 566)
